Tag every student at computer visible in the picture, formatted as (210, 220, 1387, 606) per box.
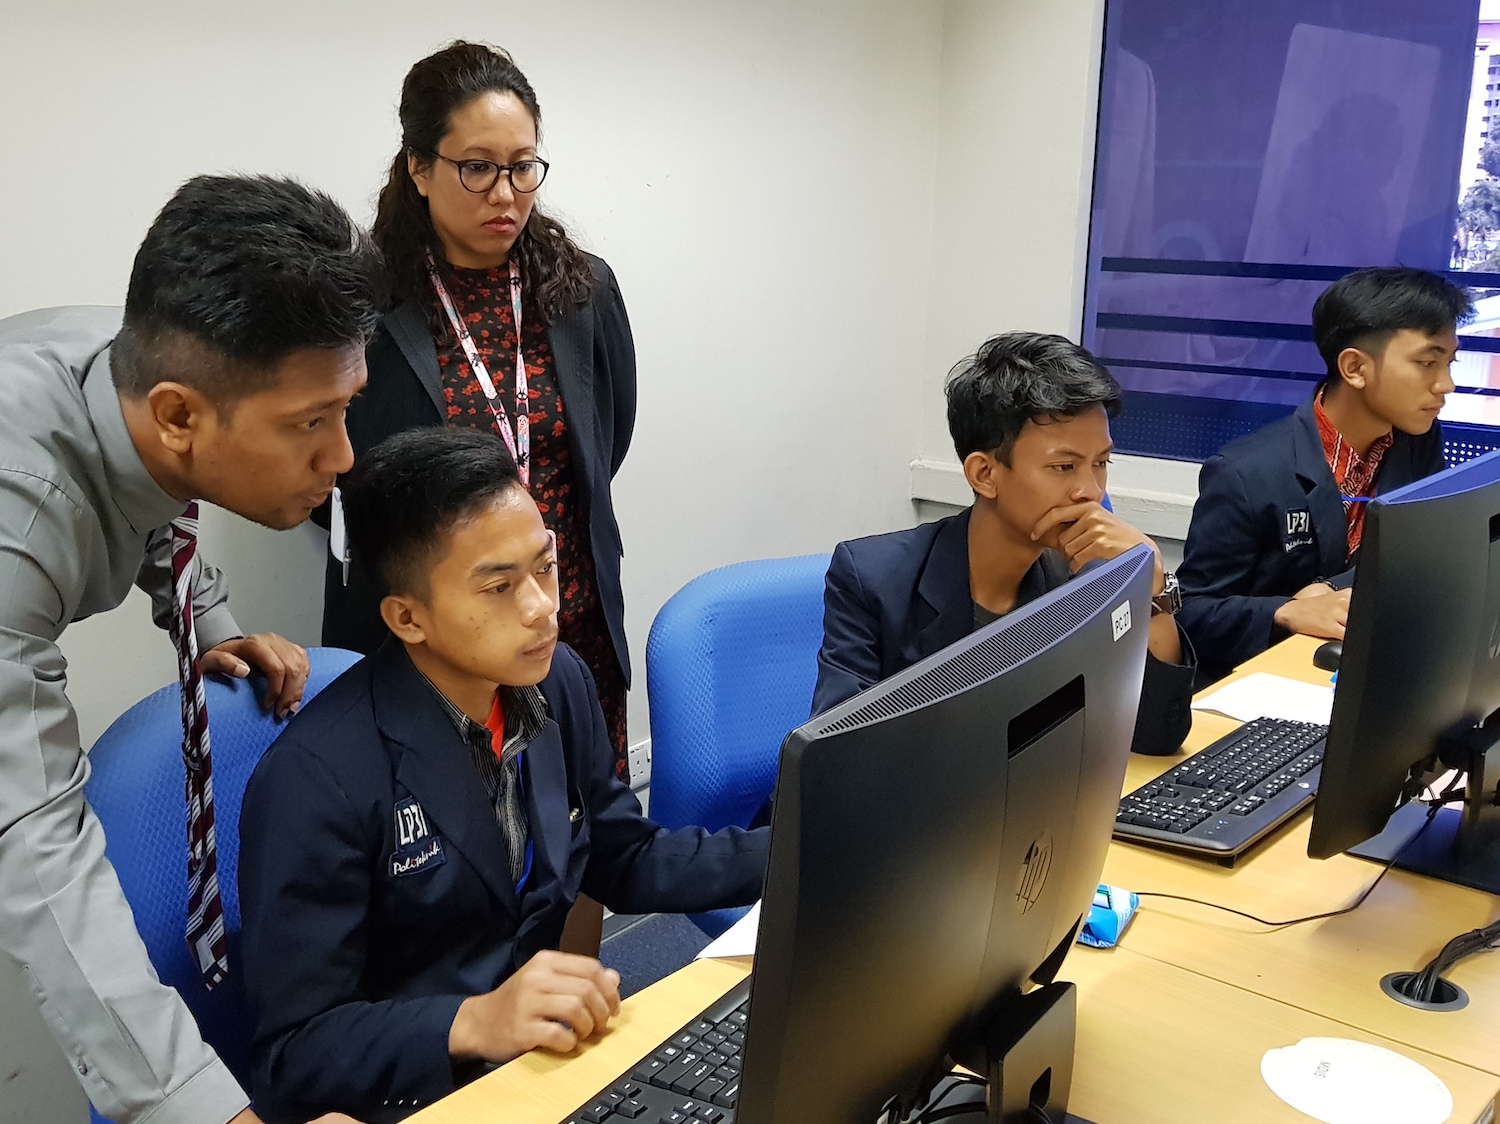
(1177, 267, 1472, 685)
(815, 331, 1195, 756)
(0, 175, 375, 1124)
(238, 428, 768, 1124)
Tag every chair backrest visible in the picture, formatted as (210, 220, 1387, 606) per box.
(83, 647, 362, 1095)
(646, 554, 831, 833)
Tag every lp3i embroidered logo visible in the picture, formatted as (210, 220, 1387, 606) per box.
(391, 797, 446, 877)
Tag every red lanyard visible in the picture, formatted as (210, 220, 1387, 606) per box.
(427, 256, 530, 488)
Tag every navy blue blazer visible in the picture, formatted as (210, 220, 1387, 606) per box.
(1177, 397, 1445, 685)
(238, 640, 767, 1124)
(814, 508, 1196, 757)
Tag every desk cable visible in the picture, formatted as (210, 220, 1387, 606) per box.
(1401, 917, 1500, 1004)
(890, 1073, 1060, 1123)
(1134, 792, 1445, 930)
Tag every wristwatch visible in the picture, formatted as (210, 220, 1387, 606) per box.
(1151, 570, 1182, 617)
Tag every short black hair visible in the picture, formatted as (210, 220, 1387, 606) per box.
(342, 427, 524, 598)
(1312, 268, 1473, 381)
(945, 332, 1122, 462)
(113, 175, 381, 401)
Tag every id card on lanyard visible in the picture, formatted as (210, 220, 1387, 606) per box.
(427, 254, 531, 488)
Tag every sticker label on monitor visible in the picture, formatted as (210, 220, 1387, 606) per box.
(1111, 601, 1132, 641)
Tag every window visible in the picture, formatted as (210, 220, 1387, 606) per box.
(1084, 0, 1500, 464)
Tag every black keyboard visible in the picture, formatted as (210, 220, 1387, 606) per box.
(1113, 717, 1327, 858)
(563, 978, 752, 1124)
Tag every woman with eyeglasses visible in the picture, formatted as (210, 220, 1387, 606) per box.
(322, 40, 637, 781)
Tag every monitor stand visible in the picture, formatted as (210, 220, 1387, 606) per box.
(1348, 718, 1500, 897)
(1348, 802, 1500, 896)
(940, 982, 1097, 1124)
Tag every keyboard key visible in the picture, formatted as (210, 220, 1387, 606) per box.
(656, 1056, 699, 1090)
(672, 1032, 698, 1050)
(695, 1078, 726, 1103)
(656, 1115, 689, 1124)
(632, 1057, 667, 1082)
(712, 1081, 740, 1108)
(697, 1108, 726, 1123)
(581, 1104, 614, 1123)
(617, 1099, 647, 1119)
(670, 1061, 714, 1094)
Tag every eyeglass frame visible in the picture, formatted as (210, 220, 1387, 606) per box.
(429, 152, 550, 195)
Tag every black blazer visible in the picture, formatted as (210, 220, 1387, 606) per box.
(1177, 397, 1445, 686)
(814, 509, 1196, 757)
(321, 254, 637, 684)
(238, 640, 767, 1124)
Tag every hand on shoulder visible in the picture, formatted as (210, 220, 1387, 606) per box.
(202, 633, 311, 718)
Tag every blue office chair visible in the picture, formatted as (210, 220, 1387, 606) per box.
(646, 554, 830, 935)
(84, 647, 363, 1124)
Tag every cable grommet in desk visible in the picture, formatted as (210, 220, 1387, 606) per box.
(1379, 971, 1469, 1012)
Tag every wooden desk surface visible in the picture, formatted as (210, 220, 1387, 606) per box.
(1106, 635, 1500, 1079)
(411, 945, 1500, 1124)
(1066, 946, 1499, 1124)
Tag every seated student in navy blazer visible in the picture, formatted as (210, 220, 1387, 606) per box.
(817, 332, 1196, 756)
(238, 428, 767, 1124)
(1178, 267, 1473, 686)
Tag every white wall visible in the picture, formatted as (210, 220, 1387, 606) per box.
(918, 0, 1107, 463)
(0, 2, 947, 1119)
(0, 1, 1144, 1118)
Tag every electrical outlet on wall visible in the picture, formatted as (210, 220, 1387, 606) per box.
(627, 738, 651, 790)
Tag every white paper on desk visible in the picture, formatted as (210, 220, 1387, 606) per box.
(1261, 1037, 1453, 1124)
(694, 901, 760, 960)
(1191, 672, 1334, 726)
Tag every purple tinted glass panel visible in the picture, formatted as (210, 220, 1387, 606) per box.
(1083, 0, 1500, 463)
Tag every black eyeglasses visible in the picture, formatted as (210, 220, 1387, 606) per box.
(431, 153, 549, 194)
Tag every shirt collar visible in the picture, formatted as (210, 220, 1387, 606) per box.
(1313, 386, 1394, 486)
(418, 670, 548, 749)
(84, 345, 193, 535)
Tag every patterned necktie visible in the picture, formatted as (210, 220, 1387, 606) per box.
(166, 502, 229, 988)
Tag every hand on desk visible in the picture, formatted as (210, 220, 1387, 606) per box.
(203, 632, 311, 719)
(449, 950, 623, 1063)
(230, 1110, 363, 1124)
(1273, 584, 1350, 641)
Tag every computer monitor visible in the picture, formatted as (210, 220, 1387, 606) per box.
(734, 545, 1155, 1124)
(1308, 447, 1500, 895)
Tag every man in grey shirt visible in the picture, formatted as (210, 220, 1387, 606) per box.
(0, 176, 376, 1124)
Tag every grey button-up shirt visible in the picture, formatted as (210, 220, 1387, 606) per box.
(0, 307, 249, 1124)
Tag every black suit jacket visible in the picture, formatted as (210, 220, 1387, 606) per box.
(321, 254, 637, 684)
(1177, 397, 1445, 685)
(814, 508, 1196, 757)
(238, 641, 766, 1123)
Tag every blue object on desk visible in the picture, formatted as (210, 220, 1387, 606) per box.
(1078, 883, 1140, 948)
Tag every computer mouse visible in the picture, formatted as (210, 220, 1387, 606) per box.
(1313, 640, 1342, 672)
